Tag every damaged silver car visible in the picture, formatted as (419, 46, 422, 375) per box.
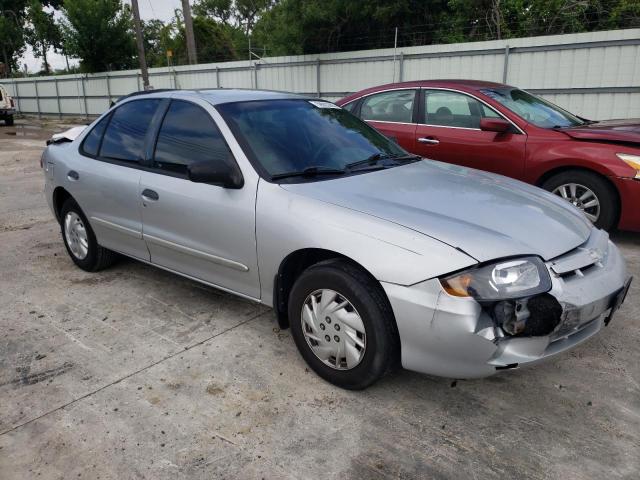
(42, 89, 632, 389)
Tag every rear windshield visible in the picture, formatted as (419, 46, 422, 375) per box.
(217, 99, 406, 178)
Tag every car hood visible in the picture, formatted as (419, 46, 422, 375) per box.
(561, 119, 640, 145)
(282, 161, 592, 262)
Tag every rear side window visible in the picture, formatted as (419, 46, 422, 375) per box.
(100, 99, 160, 162)
(360, 90, 416, 123)
(80, 113, 111, 157)
(341, 101, 356, 113)
(152, 100, 233, 176)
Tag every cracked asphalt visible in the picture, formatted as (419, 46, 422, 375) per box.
(1, 117, 639, 479)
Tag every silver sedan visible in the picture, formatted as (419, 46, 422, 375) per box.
(42, 89, 632, 389)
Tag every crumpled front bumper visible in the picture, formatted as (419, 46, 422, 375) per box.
(382, 229, 629, 379)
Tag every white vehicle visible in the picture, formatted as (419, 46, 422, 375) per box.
(0, 84, 16, 126)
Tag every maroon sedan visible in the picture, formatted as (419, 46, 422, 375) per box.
(337, 80, 640, 232)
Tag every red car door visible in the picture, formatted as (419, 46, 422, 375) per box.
(413, 89, 527, 180)
(358, 89, 418, 152)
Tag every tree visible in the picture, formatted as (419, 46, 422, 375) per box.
(195, 0, 274, 34)
(142, 18, 173, 67)
(60, 0, 136, 72)
(0, 0, 28, 75)
(24, 0, 61, 74)
(252, 0, 452, 55)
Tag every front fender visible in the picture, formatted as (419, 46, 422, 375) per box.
(256, 181, 476, 306)
(525, 138, 636, 184)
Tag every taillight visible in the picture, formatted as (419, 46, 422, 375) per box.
(10, 98, 15, 107)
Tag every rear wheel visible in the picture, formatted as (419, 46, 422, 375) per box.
(60, 198, 118, 271)
(542, 170, 618, 231)
(4, 116, 13, 126)
(288, 259, 398, 390)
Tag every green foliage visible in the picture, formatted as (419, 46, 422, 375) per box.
(60, 0, 136, 72)
(1, 0, 28, 74)
(25, 0, 61, 74)
(6, 0, 639, 75)
(252, 0, 640, 55)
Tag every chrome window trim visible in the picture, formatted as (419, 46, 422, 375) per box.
(366, 120, 416, 126)
(420, 87, 525, 135)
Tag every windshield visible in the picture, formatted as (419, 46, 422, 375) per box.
(480, 88, 585, 129)
(217, 99, 408, 179)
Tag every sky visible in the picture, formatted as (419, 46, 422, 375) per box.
(20, 0, 183, 73)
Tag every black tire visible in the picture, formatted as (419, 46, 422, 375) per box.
(541, 170, 618, 231)
(5, 116, 13, 126)
(60, 198, 118, 272)
(288, 259, 399, 390)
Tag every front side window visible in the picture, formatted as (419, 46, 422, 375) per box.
(81, 112, 111, 157)
(152, 100, 234, 176)
(425, 90, 497, 129)
(360, 90, 416, 123)
(480, 88, 584, 128)
(218, 99, 407, 179)
(100, 99, 161, 162)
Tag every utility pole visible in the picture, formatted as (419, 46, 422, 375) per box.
(131, 0, 151, 90)
(182, 0, 198, 65)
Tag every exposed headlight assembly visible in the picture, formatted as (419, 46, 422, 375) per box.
(616, 153, 640, 179)
(440, 256, 552, 301)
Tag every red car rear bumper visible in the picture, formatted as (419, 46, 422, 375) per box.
(613, 177, 640, 232)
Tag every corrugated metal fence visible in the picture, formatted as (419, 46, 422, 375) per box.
(3, 28, 639, 120)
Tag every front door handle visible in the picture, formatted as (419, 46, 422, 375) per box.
(418, 137, 440, 145)
(141, 189, 159, 201)
(67, 170, 79, 181)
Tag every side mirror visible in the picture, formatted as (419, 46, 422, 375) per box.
(187, 159, 244, 189)
(480, 118, 511, 133)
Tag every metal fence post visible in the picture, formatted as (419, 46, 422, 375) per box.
(106, 72, 111, 108)
(173, 69, 178, 89)
(316, 59, 321, 97)
(54, 77, 62, 119)
(215, 67, 220, 88)
(502, 45, 510, 83)
(34, 80, 41, 119)
(137, 73, 142, 91)
(81, 75, 88, 119)
(253, 63, 258, 89)
(398, 52, 404, 82)
(14, 81, 20, 114)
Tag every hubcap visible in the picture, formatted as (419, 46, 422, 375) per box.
(301, 289, 366, 370)
(552, 183, 600, 223)
(64, 211, 89, 260)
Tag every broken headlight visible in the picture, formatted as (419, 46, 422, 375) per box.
(440, 256, 552, 301)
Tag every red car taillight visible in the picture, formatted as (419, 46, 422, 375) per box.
(10, 98, 15, 107)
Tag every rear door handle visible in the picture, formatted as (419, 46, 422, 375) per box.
(141, 189, 159, 201)
(418, 137, 440, 145)
(67, 170, 79, 181)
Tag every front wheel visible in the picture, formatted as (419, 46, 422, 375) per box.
(288, 260, 399, 390)
(542, 170, 618, 231)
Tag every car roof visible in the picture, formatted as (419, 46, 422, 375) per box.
(337, 79, 513, 104)
(118, 88, 309, 105)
